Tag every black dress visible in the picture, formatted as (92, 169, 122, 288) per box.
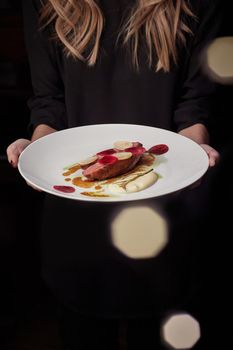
(22, 0, 221, 318)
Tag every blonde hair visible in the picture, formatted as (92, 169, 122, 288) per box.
(40, 0, 196, 72)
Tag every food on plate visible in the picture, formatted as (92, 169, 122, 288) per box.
(106, 165, 155, 194)
(113, 140, 142, 150)
(114, 152, 132, 160)
(83, 153, 141, 180)
(113, 140, 133, 150)
(78, 155, 98, 167)
(79, 141, 165, 181)
(96, 148, 116, 156)
(53, 185, 75, 193)
(125, 171, 158, 193)
(59, 140, 168, 197)
(148, 144, 169, 155)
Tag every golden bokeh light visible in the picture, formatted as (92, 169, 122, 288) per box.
(204, 36, 233, 84)
(161, 313, 201, 349)
(111, 205, 168, 259)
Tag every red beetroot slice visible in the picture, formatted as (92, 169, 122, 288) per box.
(148, 144, 169, 155)
(97, 148, 117, 156)
(124, 146, 146, 155)
(53, 185, 75, 193)
(98, 155, 118, 165)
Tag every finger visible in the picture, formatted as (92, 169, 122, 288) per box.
(190, 178, 202, 189)
(209, 155, 216, 167)
(6, 144, 21, 167)
(200, 144, 220, 168)
(7, 139, 31, 167)
(208, 150, 220, 167)
(15, 139, 31, 154)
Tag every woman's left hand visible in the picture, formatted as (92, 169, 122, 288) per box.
(178, 124, 220, 168)
(200, 144, 220, 167)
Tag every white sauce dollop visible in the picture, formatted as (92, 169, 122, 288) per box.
(126, 172, 158, 193)
(108, 172, 158, 194)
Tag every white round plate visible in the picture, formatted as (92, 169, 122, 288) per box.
(18, 124, 209, 202)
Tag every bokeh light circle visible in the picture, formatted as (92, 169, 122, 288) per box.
(111, 205, 168, 259)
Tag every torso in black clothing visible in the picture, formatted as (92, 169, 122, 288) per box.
(61, 0, 178, 131)
(25, 0, 219, 134)
(22, 0, 221, 317)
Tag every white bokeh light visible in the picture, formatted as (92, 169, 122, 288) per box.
(111, 205, 168, 259)
(204, 36, 233, 84)
(161, 313, 201, 349)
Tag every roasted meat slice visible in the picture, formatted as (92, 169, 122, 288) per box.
(83, 154, 142, 181)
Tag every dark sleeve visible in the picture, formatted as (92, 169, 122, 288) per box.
(22, 0, 67, 136)
(173, 0, 222, 132)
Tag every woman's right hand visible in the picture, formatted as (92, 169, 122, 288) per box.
(6, 138, 42, 191)
(6, 138, 31, 168)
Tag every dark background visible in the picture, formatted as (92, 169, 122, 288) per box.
(0, 1, 232, 349)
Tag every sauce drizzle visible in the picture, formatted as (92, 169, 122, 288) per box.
(63, 164, 81, 177)
(53, 185, 75, 193)
(72, 176, 96, 188)
(81, 191, 110, 198)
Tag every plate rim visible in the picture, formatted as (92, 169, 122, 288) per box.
(18, 123, 209, 202)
